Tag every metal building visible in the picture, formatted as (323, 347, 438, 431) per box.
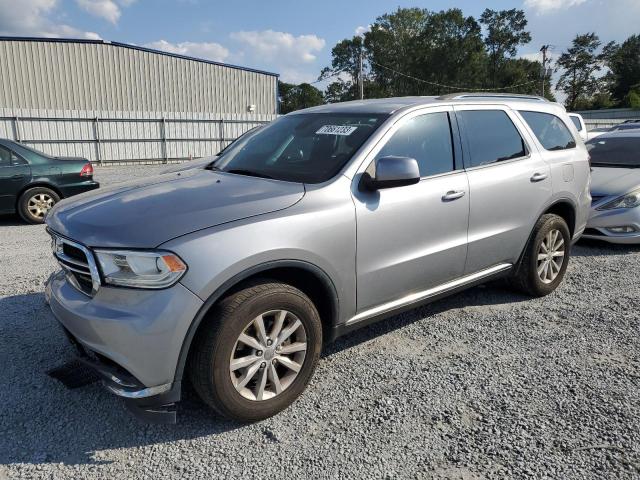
(0, 37, 279, 163)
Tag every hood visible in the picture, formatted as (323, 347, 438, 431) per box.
(47, 169, 305, 248)
(590, 167, 640, 197)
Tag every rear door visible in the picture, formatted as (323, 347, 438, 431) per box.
(0, 145, 31, 213)
(454, 105, 552, 273)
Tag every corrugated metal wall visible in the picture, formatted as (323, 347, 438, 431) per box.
(0, 38, 278, 162)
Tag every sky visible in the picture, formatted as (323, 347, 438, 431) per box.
(0, 0, 639, 94)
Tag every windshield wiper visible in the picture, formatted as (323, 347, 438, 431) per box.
(226, 169, 274, 179)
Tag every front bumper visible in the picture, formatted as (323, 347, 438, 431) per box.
(584, 204, 640, 244)
(45, 270, 203, 420)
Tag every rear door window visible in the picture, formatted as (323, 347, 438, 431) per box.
(458, 110, 528, 167)
(520, 111, 577, 151)
(0, 146, 11, 167)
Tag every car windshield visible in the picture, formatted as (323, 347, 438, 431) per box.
(213, 113, 388, 183)
(570, 116, 582, 130)
(586, 136, 640, 167)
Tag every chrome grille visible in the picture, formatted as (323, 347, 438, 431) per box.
(49, 231, 101, 296)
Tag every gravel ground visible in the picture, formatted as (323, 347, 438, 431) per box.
(1, 164, 639, 479)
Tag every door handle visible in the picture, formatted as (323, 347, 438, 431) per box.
(530, 172, 548, 182)
(11, 174, 25, 179)
(442, 190, 466, 201)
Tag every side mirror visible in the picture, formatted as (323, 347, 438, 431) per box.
(361, 156, 420, 190)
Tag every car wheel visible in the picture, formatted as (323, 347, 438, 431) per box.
(18, 187, 60, 224)
(189, 280, 322, 422)
(512, 214, 571, 297)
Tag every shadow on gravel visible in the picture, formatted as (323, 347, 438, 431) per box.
(324, 282, 529, 358)
(0, 214, 25, 227)
(0, 293, 243, 467)
(574, 239, 640, 256)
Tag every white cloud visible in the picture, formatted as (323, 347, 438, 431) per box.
(0, 0, 100, 38)
(144, 40, 230, 62)
(524, 0, 588, 14)
(355, 25, 371, 36)
(75, 0, 135, 24)
(230, 30, 325, 64)
(229, 30, 325, 82)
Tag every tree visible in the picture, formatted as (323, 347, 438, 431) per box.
(319, 35, 364, 102)
(479, 9, 531, 87)
(278, 81, 324, 114)
(556, 33, 603, 111)
(603, 35, 640, 105)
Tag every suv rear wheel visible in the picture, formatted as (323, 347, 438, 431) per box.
(18, 187, 60, 224)
(189, 280, 322, 422)
(512, 214, 571, 296)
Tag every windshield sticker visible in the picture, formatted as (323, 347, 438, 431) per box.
(316, 125, 358, 136)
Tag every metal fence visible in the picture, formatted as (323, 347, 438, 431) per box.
(0, 114, 274, 164)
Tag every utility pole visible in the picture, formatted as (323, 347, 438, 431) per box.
(540, 45, 550, 98)
(359, 49, 364, 100)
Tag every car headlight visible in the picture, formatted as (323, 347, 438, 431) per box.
(597, 188, 640, 210)
(94, 250, 187, 289)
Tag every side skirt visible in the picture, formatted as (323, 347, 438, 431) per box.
(332, 263, 513, 339)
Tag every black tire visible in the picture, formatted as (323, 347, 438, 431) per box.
(18, 187, 60, 224)
(189, 280, 322, 422)
(511, 214, 571, 297)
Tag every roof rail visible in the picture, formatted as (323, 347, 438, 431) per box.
(437, 92, 548, 102)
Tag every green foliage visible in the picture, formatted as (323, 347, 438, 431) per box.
(555, 33, 603, 110)
(278, 81, 324, 114)
(479, 8, 532, 87)
(320, 8, 544, 103)
(627, 89, 640, 109)
(604, 35, 640, 105)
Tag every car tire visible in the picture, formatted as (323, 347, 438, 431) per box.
(511, 214, 571, 297)
(189, 280, 322, 422)
(18, 187, 60, 224)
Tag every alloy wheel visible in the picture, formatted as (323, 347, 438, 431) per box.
(537, 228, 565, 284)
(229, 310, 307, 401)
(27, 193, 55, 219)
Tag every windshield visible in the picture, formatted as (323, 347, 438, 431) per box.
(586, 136, 640, 167)
(569, 116, 582, 130)
(213, 113, 388, 183)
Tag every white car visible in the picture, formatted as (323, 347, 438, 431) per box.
(568, 113, 587, 141)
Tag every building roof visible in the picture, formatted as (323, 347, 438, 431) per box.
(0, 36, 279, 78)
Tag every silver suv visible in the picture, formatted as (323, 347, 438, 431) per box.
(45, 94, 591, 423)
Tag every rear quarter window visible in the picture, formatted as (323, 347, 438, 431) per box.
(520, 111, 577, 151)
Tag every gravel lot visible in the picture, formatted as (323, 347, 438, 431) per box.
(1, 164, 639, 479)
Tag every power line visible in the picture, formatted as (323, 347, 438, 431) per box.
(310, 68, 348, 85)
(369, 60, 538, 92)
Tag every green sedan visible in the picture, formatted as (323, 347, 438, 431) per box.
(0, 139, 99, 224)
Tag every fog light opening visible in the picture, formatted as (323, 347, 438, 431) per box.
(606, 226, 637, 234)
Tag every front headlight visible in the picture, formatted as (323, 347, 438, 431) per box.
(94, 250, 187, 289)
(597, 188, 640, 210)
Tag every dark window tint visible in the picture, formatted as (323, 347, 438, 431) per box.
(570, 116, 582, 131)
(215, 113, 387, 183)
(586, 136, 640, 167)
(376, 112, 454, 177)
(459, 110, 527, 167)
(0, 146, 11, 166)
(520, 111, 576, 151)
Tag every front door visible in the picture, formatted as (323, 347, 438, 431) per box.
(0, 145, 31, 213)
(352, 107, 469, 312)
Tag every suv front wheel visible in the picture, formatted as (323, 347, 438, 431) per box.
(189, 280, 322, 422)
(512, 213, 571, 297)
